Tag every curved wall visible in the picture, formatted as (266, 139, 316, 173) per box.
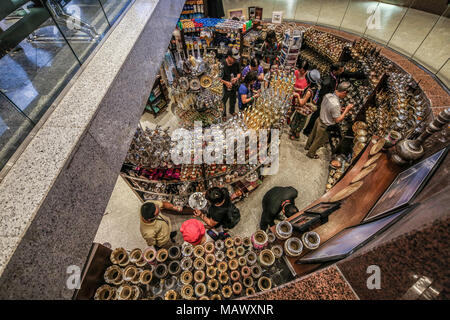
(223, 0, 450, 89)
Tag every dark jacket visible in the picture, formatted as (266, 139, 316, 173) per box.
(318, 70, 365, 107)
(260, 186, 298, 231)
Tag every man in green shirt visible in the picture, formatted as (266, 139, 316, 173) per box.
(139, 200, 182, 248)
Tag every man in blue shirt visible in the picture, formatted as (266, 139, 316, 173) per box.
(238, 71, 259, 110)
(241, 58, 264, 92)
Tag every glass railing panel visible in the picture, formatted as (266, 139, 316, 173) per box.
(0, 93, 34, 170)
(45, 0, 110, 63)
(99, 0, 132, 26)
(0, 0, 81, 123)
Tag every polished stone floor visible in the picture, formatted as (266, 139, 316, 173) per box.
(94, 104, 330, 250)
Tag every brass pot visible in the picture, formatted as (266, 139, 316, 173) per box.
(243, 275, 254, 288)
(180, 270, 193, 285)
(210, 294, 222, 300)
(194, 270, 206, 283)
(193, 245, 205, 258)
(242, 237, 252, 248)
(139, 269, 153, 285)
(143, 247, 157, 265)
(215, 240, 225, 251)
(251, 265, 262, 279)
(181, 257, 193, 271)
(230, 270, 240, 282)
(129, 248, 143, 264)
(123, 265, 141, 284)
(224, 237, 234, 248)
(258, 276, 272, 291)
(245, 287, 256, 296)
(168, 260, 181, 276)
(204, 241, 215, 254)
(234, 236, 243, 246)
(228, 258, 239, 271)
(199, 296, 209, 300)
(168, 245, 181, 260)
(222, 285, 233, 298)
(218, 272, 229, 284)
(206, 266, 217, 279)
(207, 278, 219, 292)
(215, 250, 225, 262)
(246, 251, 258, 265)
(181, 284, 194, 299)
(301, 231, 321, 250)
(241, 266, 251, 278)
(236, 246, 246, 257)
(251, 230, 268, 249)
(156, 248, 168, 263)
(104, 265, 123, 285)
(267, 232, 276, 243)
(164, 289, 178, 300)
(181, 243, 194, 257)
(110, 248, 129, 266)
(205, 253, 216, 266)
(275, 221, 292, 240)
(195, 283, 207, 298)
(217, 261, 228, 273)
(117, 284, 134, 300)
(284, 237, 303, 257)
(271, 245, 284, 259)
(226, 248, 236, 260)
(232, 282, 243, 295)
(258, 249, 275, 268)
(193, 257, 206, 270)
(238, 256, 247, 267)
(164, 276, 178, 290)
(154, 263, 168, 279)
(94, 285, 116, 300)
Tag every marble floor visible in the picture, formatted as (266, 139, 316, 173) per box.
(94, 103, 330, 250)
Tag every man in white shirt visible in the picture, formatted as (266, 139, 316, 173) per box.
(305, 82, 354, 159)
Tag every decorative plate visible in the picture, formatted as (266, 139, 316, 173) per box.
(190, 78, 201, 91)
(189, 192, 207, 210)
(200, 75, 212, 88)
(370, 138, 385, 155)
(179, 77, 189, 91)
(351, 163, 377, 184)
(363, 153, 382, 168)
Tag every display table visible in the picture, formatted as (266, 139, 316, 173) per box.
(270, 139, 402, 277)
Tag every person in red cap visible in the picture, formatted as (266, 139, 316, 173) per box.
(180, 219, 206, 246)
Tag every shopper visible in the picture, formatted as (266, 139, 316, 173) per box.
(260, 186, 299, 231)
(303, 62, 365, 136)
(180, 219, 207, 246)
(139, 200, 183, 248)
(262, 30, 280, 67)
(238, 71, 259, 110)
(290, 68, 321, 140)
(305, 82, 354, 159)
(194, 187, 240, 240)
(241, 57, 265, 91)
(220, 48, 241, 119)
